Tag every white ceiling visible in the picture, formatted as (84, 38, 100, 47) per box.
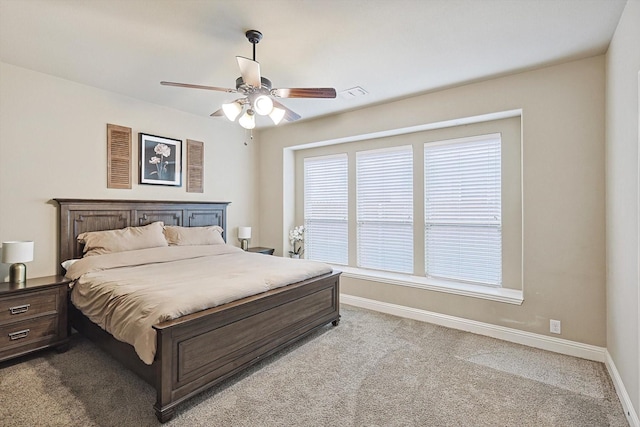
(0, 0, 627, 128)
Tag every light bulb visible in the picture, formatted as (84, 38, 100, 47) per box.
(238, 109, 256, 129)
(269, 107, 286, 125)
(253, 95, 274, 115)
(222, 101, 243, 121)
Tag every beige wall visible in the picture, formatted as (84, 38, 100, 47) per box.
(0, 62, 259, 280)
(259, 56, 606, 346)
(606, 0, 640, 418)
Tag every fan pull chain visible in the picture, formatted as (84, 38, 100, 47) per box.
(244, 129, 253, 146)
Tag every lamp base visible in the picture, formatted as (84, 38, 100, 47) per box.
(9, 263, 26, 283)
(240, 239, 249, 251)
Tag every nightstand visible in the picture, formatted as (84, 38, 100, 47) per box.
(247, 247, 275, 255)
(0, 275, 70, 363)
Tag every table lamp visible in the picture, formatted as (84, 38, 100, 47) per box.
(2, 241, 34, 283)
(238, 227, 251, 251)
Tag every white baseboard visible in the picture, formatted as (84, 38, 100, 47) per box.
(340, 294, 606, 362)
(605, 350, 640, 427)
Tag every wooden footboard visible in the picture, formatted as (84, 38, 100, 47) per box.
(69, 272, 340, 422)
(153, 271, 340, 422)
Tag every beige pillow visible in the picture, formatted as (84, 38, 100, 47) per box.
(78, 221, 168, 256)
(163, 225, 225, 246)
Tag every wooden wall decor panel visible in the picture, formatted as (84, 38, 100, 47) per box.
(107, 124, 132, 189)
(186, 139, 204, 193)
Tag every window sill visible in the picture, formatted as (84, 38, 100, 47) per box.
(332, 266, 523, 305)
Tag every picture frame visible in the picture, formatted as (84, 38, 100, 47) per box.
(139, 133, 182, 186)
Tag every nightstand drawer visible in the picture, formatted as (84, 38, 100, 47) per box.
(0, 276, 69, 362)
(0, 288, 58, 324)
(0, 314, 58, 348)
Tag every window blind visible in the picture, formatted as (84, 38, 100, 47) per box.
(356, 146, 413, 273)
(424, 135, 502, 285)
(304, 154, 348, 264)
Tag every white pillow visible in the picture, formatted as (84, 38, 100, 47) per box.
(78, 221, 168, 256)
(61, 259, 78, 270)
(163, 225, 225, 246)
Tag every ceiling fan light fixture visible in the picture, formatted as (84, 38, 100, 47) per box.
(253, 94, 273, 115)
(269, 107, 286, 125)
(238, 109, 256, 129)
(222, 101, 243, 121)
(160, 30, 337, 131)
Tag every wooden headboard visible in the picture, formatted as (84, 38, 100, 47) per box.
(54, 199, 230, 270)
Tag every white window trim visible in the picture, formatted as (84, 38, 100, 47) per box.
(334, 265, 523, 305)
(289, 110, 524, 304)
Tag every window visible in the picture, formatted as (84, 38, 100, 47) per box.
(356, 146, 413, 273)
(303, 154, 348, 264)
(296, 116, 522, 302)
(424, 134, 502, 286)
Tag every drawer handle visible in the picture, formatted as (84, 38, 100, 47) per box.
(9, 304, 30, 315)
(8, 329, 30, 340)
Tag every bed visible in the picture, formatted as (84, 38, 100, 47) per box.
(55, 199, 341, 423)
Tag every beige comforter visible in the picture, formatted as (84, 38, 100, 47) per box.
(66, 245, 332, 364)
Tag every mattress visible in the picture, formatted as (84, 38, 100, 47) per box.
(65, 245, 332, 364)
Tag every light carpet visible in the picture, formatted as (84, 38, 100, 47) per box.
(0, 305, 628, 426)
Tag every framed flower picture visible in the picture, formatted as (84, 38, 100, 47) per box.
(139, 133, 182, 186)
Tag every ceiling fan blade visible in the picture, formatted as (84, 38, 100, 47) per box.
(160, 81, 236, 93)
(271, 88, 337, 99)
(236, 56, 261, 88)
(272, 100, 302, 122)
(210, 108, 224, 117)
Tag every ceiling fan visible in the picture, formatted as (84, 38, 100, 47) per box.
(160, 29, 337, 129)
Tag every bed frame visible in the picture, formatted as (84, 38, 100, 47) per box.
(54, 199, 340, 422)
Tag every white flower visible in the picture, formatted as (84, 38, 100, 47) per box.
(289, 225, 305, 255)
(289, 225, 305, 243)
(154, 143, 171, 158)
(149, 156, 161, 164)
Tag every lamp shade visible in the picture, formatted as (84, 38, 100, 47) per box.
(253, 95, 274, 116)
(238, 227, 252, 239)
(222, 101, 243, 121)
(238, 109, 256, 129)
(1, 241, 34, 263)
(269, 107, 286, 125)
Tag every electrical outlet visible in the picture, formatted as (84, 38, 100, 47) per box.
(550, 319, 561, 334)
